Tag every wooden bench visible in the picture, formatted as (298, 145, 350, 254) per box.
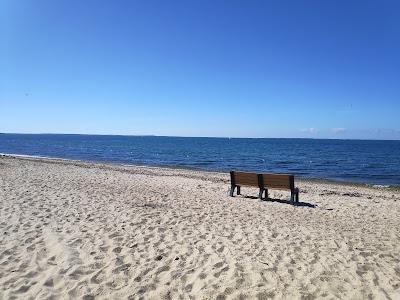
(230, 171, 299, 205)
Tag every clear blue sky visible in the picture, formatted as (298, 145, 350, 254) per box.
(1, 0, 399, 139)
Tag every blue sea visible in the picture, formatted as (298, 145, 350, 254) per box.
(1, 134, 399, 186)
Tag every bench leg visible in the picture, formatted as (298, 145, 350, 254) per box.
(295, 188, 299, 204)
(237, 186, 241, 195)
(290, 192, 294, 205)
(265, 189, 268, 200)
(230, 185, 235, 197)
(258, 188, 264, 200)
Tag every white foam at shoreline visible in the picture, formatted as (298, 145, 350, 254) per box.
(0, 152, 76, 162)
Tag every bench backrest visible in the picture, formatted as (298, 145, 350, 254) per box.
(230, 171, 259, 187)
(231, 171, 295, 190)
(261, 173, 294, 190)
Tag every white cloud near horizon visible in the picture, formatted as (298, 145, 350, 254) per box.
(300, 128, 318, 134)
(331, 128, 347, 134)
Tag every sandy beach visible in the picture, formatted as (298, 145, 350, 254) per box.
(0, 155, 399, 299)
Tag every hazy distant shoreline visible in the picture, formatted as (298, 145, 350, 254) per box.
(1, 132, 400, 141)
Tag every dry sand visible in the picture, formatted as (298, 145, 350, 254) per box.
(0, 155, 399, 299)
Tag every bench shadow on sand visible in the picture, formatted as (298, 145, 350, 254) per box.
(240, 195, 316, 208)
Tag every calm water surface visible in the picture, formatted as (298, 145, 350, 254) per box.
(1, 134, 399, 185)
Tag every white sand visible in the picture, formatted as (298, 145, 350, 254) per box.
(0, 155, 399, 299)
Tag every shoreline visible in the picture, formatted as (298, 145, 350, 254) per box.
(1, 152, 398, 190)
